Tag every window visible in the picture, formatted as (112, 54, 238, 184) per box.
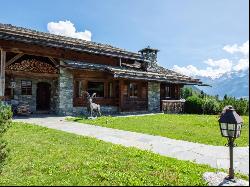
(129, 83, 138, 98)
(165, 86, 171, 98)
(87, 82, 104, 97)
(21, 80, 32, 95)
(75, 80, 82, 98)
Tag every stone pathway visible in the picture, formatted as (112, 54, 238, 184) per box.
(13, 115, 249, 175)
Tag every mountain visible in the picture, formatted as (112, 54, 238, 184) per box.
(195, 70, 249, 99)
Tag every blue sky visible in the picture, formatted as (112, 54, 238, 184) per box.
(0, 0, 249, 78)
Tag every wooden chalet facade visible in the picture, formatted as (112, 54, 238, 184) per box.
(0, 23, 203, 115)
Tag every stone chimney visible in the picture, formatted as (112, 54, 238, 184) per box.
(139, 46, 159, 71)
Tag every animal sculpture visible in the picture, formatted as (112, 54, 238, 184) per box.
(83, 91, 101, 117)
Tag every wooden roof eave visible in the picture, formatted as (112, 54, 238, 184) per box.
(62, 60, 202, 85)
(113, 73, 202, 85)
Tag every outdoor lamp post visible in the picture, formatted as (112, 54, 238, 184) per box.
(218, 106, 243, 180)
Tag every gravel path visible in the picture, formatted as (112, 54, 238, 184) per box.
(13, 115, 249, 175)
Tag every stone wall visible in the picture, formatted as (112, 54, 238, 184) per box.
(56, 65, 74, 116)
(148, 82, 160, 112)
(161, 100, 185, 114)
(12, 78, 58, 113)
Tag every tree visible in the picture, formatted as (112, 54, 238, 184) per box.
(224, 94, 228, 100)
(200, 90, 206, 98)
(202, 98, 220, 114)
(215, 94, 219, 101)
(180, 87, 200, 99)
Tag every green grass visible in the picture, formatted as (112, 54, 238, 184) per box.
(68, 114, 249, 146)
(0, 122, 225, 186)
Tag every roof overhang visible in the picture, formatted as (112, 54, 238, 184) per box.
(63, 60, 203, 85)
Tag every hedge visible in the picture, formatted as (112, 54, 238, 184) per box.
(0, 102, 12, 171)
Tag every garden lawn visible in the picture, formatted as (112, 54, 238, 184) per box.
(0, 122, 223, 186)
(68, 114, 249, 146)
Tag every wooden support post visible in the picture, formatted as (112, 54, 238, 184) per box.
(104, 81, 108, 98)
(0, 50, 6, 97)
(119, 80, 124, 112)
(82, 80, 87, 92)
(82, 80, 88, 104)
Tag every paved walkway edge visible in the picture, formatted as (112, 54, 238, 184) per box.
(13, 116, 249, 175)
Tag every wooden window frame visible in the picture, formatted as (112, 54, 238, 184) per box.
(129, 82, 138, 98)
(87, 81, 105, 98)
(21, 80, 32, 95)
(165, 85, 171, 99)
(108, 82, 113, 98)
(74, 80, 83, 98)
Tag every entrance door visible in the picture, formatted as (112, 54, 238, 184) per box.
(36, 82, 51, 111)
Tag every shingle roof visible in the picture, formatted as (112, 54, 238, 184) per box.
(0, 23, 204, 85)
(0, 23, 143, 61)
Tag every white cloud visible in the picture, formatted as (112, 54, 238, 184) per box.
(47, 20, 92, 41)
(223, 40, 249, 56)
(173, 59, 233, 79)
(233, 58, 249, 71)
(172, 40, 249, 79)
(204, 58, 233, 70)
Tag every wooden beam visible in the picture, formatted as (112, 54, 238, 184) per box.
(5, 70, 58, 79)
(48, 57, 59, 67)
(0, 40, 121, 66)
(6, 53, 24, 66)
(0, 50, 6, 96)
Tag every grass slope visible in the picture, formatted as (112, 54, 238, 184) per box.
(0, 122, 222, 186)
(69, 114, 249, 146)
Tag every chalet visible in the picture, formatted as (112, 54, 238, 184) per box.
(0, 23, 204, 115)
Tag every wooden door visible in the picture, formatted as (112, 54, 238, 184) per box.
(36, 82, 51, 111)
